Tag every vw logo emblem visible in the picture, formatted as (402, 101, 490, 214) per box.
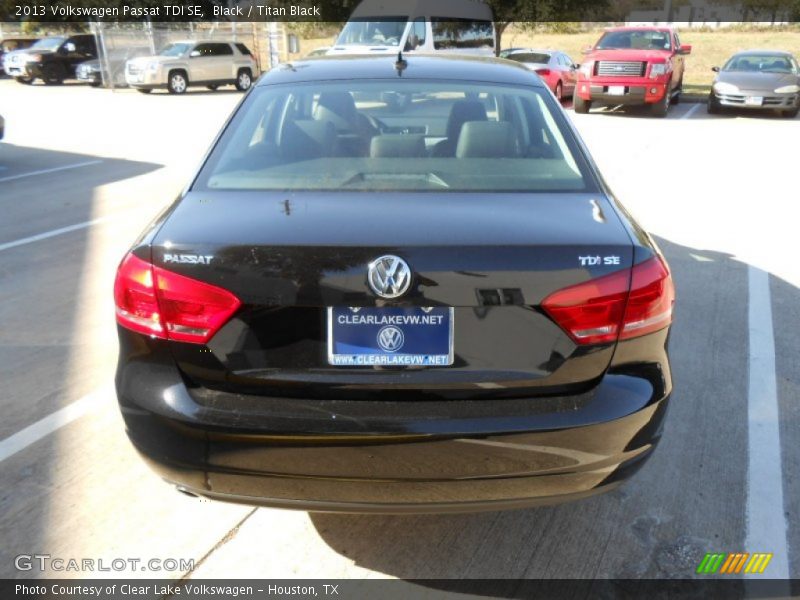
(367, 255, 411, 299)
(377, 325, 404, 352)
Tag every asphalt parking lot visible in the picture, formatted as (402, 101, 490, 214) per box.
(0, 78, 798, 585)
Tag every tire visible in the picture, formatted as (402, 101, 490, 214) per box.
(168, 70, 188, 94)
(15, 76, 33, 85)
(574, 94, 591, 114)
(235, 68, 252, 92)
(707, 95, 720, 115)
(206, 84, 218, 91)
(555, 81, 563, 102)
(137, 88, 152, 94)
(42, 64, 64, 85)
(650, 87, 670, 118)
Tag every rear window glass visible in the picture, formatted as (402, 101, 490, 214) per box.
(335, 18, 408, 46)
(508, 52, 551, 64)
(431, 18, 494, 50)
(194, 81, 592, 193)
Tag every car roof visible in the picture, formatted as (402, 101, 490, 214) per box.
(257, 55, 544, 87)
(732, 49, 793, 57)
(506, 48, 556, 55)
(604, 26, 673, 32)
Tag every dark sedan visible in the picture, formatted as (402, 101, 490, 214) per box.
(709, 50, 799, 117)
(114, 55, 675, 513)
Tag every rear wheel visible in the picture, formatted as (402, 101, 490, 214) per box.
(42, 64, 64, 85)
(707, 95, 721, 114)
(555, 81, 563, 102)
(14, 76, 33, 85)
(168, 70, 188, 94)
(650, 88, 670, 118)
(235, 68, 252, 92)
(573, 95, 591, 114)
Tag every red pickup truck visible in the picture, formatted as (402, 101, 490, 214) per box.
(575, 27, 692, 117)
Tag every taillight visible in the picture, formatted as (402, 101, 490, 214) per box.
(535, 68, 551, 76)
(114, 253, 241, 344)
(542, 256, 674, 345)
(619, 255, 674, 340)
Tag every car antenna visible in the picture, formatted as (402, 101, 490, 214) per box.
(395, 51, 407, 75)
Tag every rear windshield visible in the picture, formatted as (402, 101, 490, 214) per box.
(335, 19, 408, 46)
(507, 52, 551, 64)
(194, 80, 593, 193)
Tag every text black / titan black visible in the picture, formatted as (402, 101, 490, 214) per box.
(114, 55, 674, 513)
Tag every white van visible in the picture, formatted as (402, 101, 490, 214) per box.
(327, 0, 495, 57)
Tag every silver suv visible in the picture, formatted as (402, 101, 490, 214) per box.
(125, 41, 258, 94)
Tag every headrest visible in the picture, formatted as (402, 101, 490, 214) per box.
(370, 134, 426, 158)
(280, 120, 335, 160)
(456, 121, 519, 158)
(314, 92, 358, 131)
(445, 100, 487, 140)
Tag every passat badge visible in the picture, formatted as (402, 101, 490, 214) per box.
(367, 255, 411, 299)
(164, 253, 213, 265)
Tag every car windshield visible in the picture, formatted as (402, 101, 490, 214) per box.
(159, 43, 192, 57)
(31, 38, 65, 51)
(596, 30, 671, 51)
(194, 80, 592, 193)
(335, 18, 408, 46)
(723, 54, 798, 73)
(507, 52, 551, 64)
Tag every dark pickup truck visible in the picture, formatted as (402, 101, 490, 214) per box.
(5, 34, 97, 84)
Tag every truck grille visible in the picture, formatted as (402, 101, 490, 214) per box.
(596, 61, 646, 77)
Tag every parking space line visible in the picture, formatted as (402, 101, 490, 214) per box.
(680, 103, 702, 120)
(746, 266, 789, 578)
(0, 159, 103, 184)
(0, 387, 106, 464)
(0, 214, 123, 253)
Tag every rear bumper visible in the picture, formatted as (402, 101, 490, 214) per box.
(576, 81, 668, 105)
(117, 334, 671, 513)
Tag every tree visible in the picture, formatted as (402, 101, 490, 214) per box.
(486, 0, 610, 56)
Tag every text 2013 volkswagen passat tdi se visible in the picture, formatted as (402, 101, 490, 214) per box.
(114, 55, 674, 513)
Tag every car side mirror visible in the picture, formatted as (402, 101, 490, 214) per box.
(711, 66, 720, 72)
(189, 50, 201, 58)
(405, 34, 419, 51)
(581, 45, 592, 55)
(678, 44, 692, 55)
(572, 63, 580, 70)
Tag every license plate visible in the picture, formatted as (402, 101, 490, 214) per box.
(607, 86, 626, 96)
(328, 306, 454, 367)
(745, 96, 763, 106)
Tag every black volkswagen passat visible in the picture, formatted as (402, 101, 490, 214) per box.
(114, 55, 674, 513)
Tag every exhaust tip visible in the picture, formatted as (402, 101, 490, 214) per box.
(175, 485, 199, 498)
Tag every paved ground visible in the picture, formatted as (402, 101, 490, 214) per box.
(0, 79, 797, 584)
